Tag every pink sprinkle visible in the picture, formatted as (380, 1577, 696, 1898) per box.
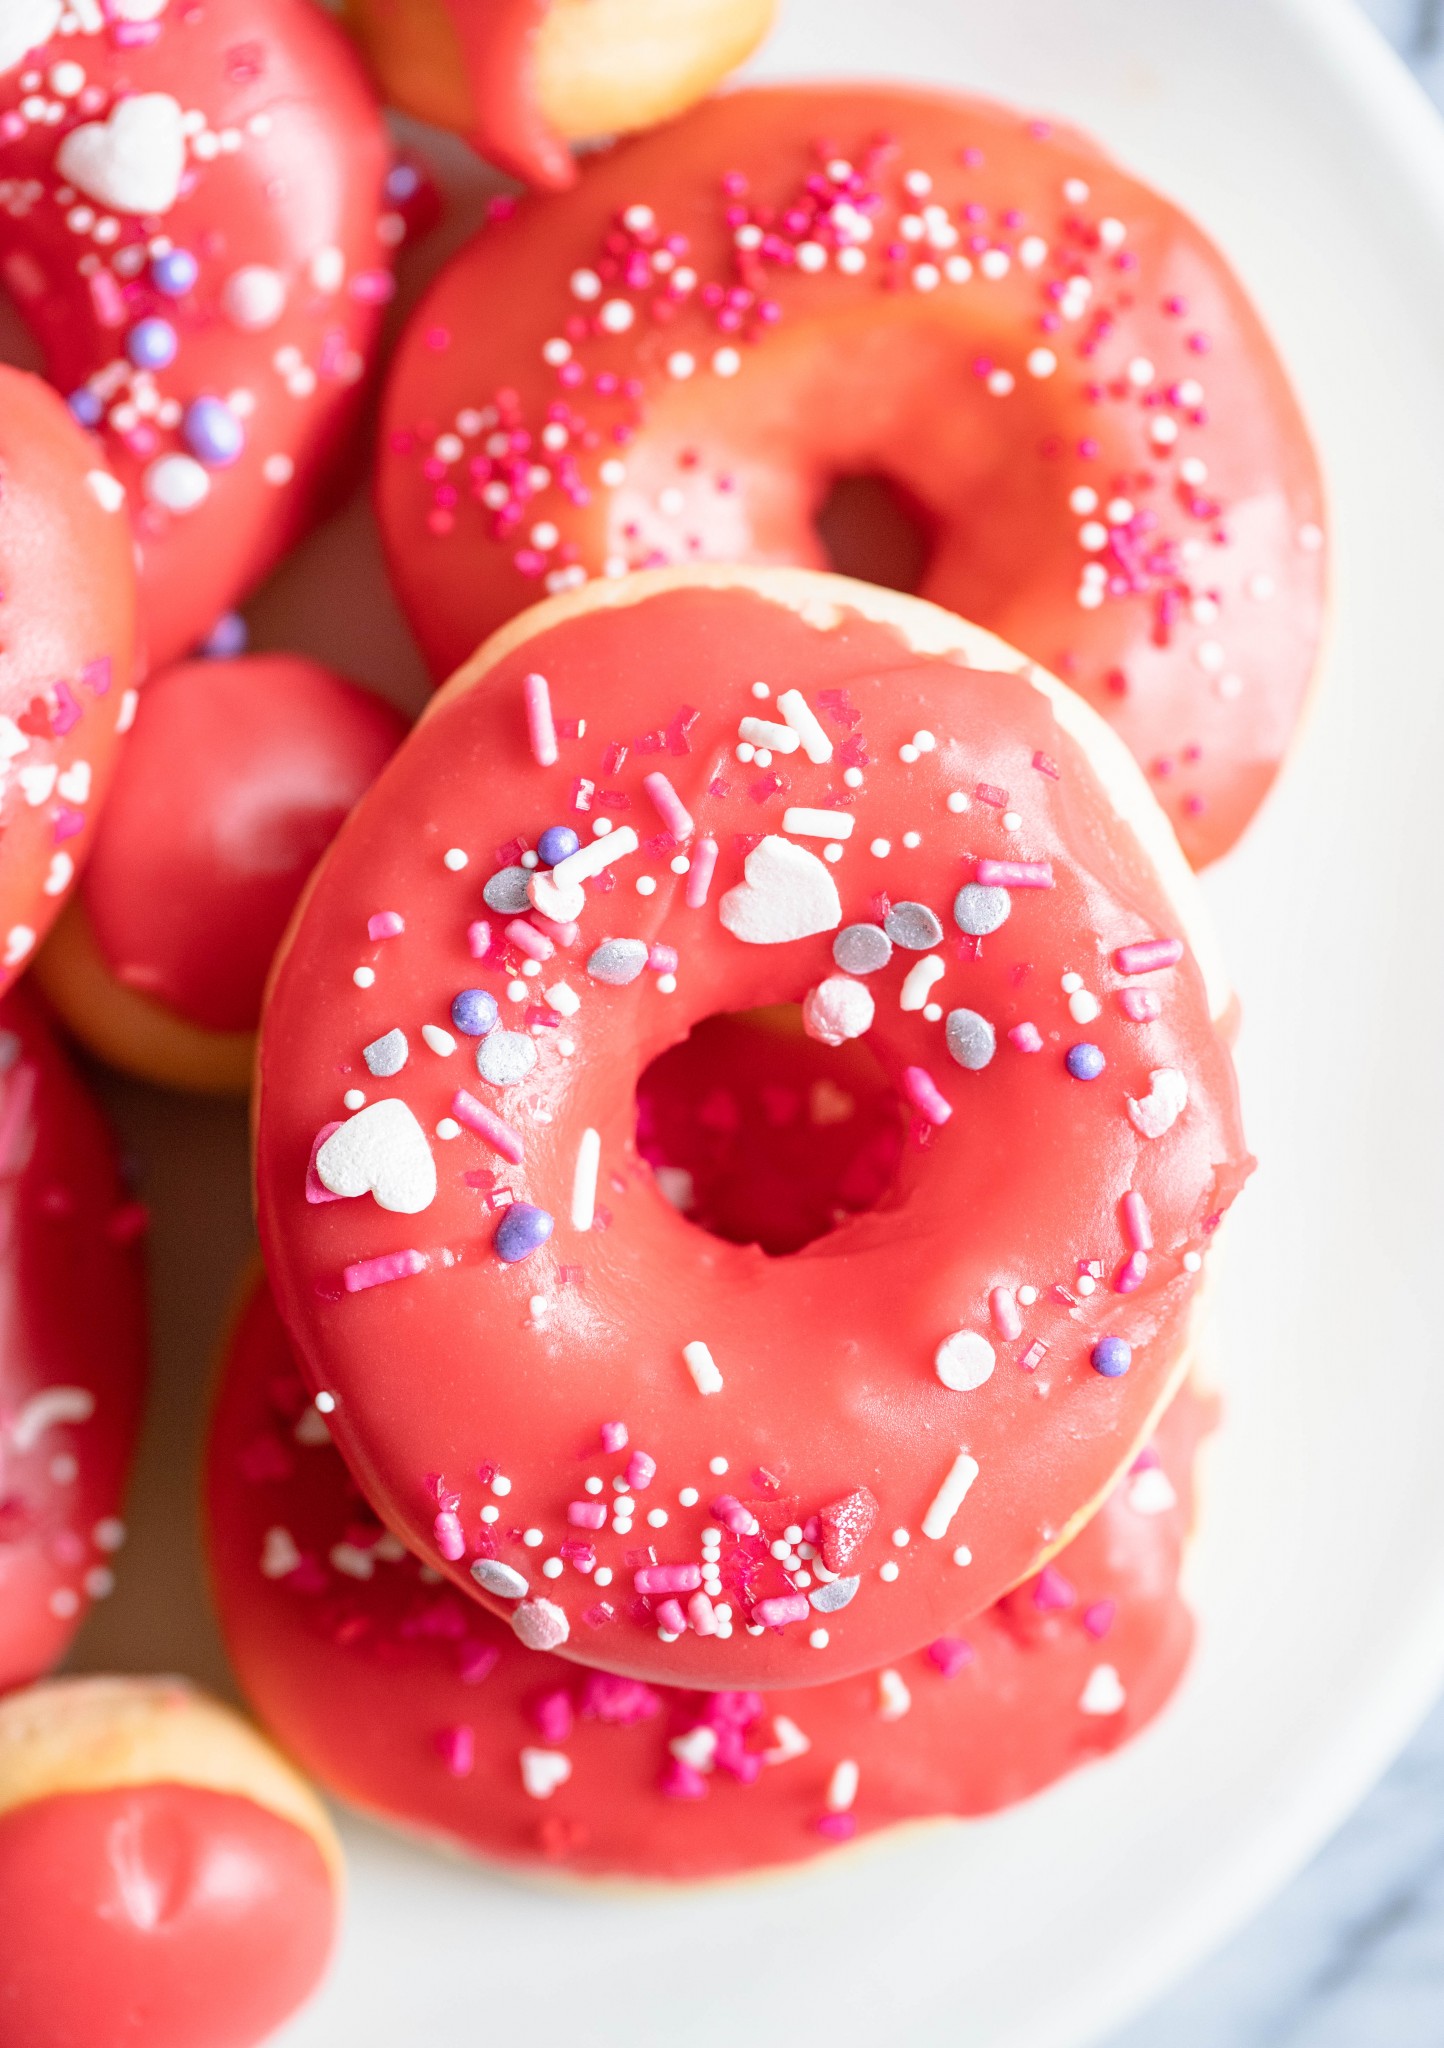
(1114, 936, 1184, 976)
(1033, 1564, 1075, 1611)
(660, 1758, 709, 1799)
(643, 769, 694, 840)
(688, 1592, 718, 1636)
(506, 918, 554, 962)
(467, 920, 492, 960)
(600, 1421, 629, 1453)
(656, 1597, 688, 1633)
(1122, 1191, 1153, 1251)
(710, 1494, 752, 1535)
(626, 1450, 656, 1491)
(368, 911, 405, 941)
(976, 859, 1054, 889)
(1117, 988, 1162, 1022)
(1032, 751, 1061, 779)
(459, 1642, 500, 1684)
(523, 671, 558, 766)
(1084, 1598, 1117, 1639)
(1008, 1022, 1043, 1054)
(530, 912, 579, 947)
(343, 1249, 429, 1292)
(817, 1812, 857, 1841)
(647, 944, 679, 973)
(451, 1089, 524, 1166)
(927, 1637, 975, 1678)
(1019, 1338, 1049, 1372)
(1115, 1250, 1148, 1293)
(532, 1689, 573, 1742)
(753, 1594, 810, 1629)
(88, 267, 126, 329)
(434, 1510, 465, 1561)
(435, 1725, 474, 1777)
(567, 1501, 607, 1530)
(685, 835, 718, 907)
(989, 1287, 1022, 1341)
(635, 1564, 701, 1596)
(902, 1066, 952, 1126)
(305, 1122, 345, 1204)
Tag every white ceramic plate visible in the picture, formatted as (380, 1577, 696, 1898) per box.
(59, 1, 1444, 2042)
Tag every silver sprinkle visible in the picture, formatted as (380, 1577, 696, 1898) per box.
(954, 883, 1012, 936)
(476, 1029, 538, 1087)
(362, 1027, 408, 1078)
(884, 900, 944, 951)
(832, 923, 893, 975)
(471, 1558, 529, 1599)
(945, 1008, 997, 1071)
(587, 938, 649, 986)
(482, 865, 533, 914)
(809, 1574, 860, 1613)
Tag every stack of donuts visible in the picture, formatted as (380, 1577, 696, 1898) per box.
(0, 0, 1324, 2039)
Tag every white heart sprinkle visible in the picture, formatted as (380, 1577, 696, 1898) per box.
(315, 1099, 437, 1215)
(519, 1747, 572, 1800)
(85, 470, 125, 514)
(934, 1329, 996, 1392)
(1080, 1663, 1126, 1715)
(57, 93, 187, 216)
(260, 1526, 301, 1579)
(719, 834, 842, 946)
(669, 1726, 718, 1772)
(0, 0, 61, 77)
(57, 761, 91, 804)
(1127, 1067, 1188, 1139)
(1127, 1466, 1178, 1517)
(18, 764, 57, 808)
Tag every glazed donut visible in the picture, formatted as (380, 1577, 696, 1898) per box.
(0, 0, 392, 672)
(209, 1276, 1209, 1881)
(378, 82, 1327, 868)
(342, 0, 776, 191)
(254, 565, 1250, 1688)
(0, 985, 147, 1695)
(0, 365, 135, 993)
(0, 1675, 340, 2048)
(36, 652, 407, 1095)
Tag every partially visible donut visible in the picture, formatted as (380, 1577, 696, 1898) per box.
(208, 1277, 1210, 1881)
(0, 365, 135, 994)
(0, 986, 147, 1695)
(0, 0, 392, 671)
(254, 565, 1251, 1688)
(342, 0, 776, 190)
(378, 83, 1326, 866)
(0, 1675, 340, 2048)
(36, 652, 407, 1094)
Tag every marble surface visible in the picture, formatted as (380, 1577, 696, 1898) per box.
(1108, 4, 1444, 2042)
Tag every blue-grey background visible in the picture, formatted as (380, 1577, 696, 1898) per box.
(1107, 4, 1444, 2042)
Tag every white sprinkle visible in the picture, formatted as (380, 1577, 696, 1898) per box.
(544, 981, 580, 1017)
(520, 1748, 573, 1799)
(683, 1341, 723, 1396)
(775, 688, 832, 763)
(343, 1088, 365, 1111)
(599, 298, 634, 333)
(878, 1670, 911, 1719)
(739, 717, 800, 753)
(826, 1760, 860, 1812)
(571, 1127, 600, 1230)
(353, 966, 375, 988)
(1080, 1664, 1126, 1715)
(1069, 989, 1101, 1024)
(922, 1451, 981, 1539)
(1027, 346, 1057, 378)
(900, 955, 945, 1011)
(783, 806, 854, 841)
(809, 1628, 830, 1648)
(551, 824, 638, 888)
(712, 347, 741, 377)
(946, 791, 969, 814)
(870, 838, 891, 857)
(422, 1025, 456, 1057)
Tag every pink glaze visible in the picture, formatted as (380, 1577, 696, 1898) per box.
(378, 85, 1326, 867)
(254, 577, 1250, 1687)
(0, 988, 147, 1692)
(208, 1280, 1210, 1880)
(78, 655, 406, 1034)
(0, 1, 392, 670)
(0, 367, 135, 994)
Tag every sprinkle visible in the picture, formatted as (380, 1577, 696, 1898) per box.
(551, 824, 639, 889)
(635, 1564, 701, 1595)
(571, 1127, 600, 1230)
(922, 1452, 981, 1540)
(1115, 1251, 1148, 1293)
(343, 1249, 429, 1292)
(1069, 989, 1102, 1025)
(683, 1341, 723, 1396)
(626, 1451, 656, 1490)
(883, 902, 942, 953)
(934, 1330, 996, 1392)
(1122, 1191, 1153, 1250)
(718, 836, 841, 945)
(809, 1575, 860, 1613)
(784, 806, 854, 841)
(444, 849, 469, 872)
(363, 1028, 408, 1078)
(1066, 1042, 1106, 1081)
(776, 688, 833, 763)
(902, 1065, 952, 1125)
(643, 770, 694, 839)
(544, 981, 580, 1016)
(1127, 1067, 1188, 1137)
(738, 717, 800, 752)
(520, 1746, 573, 1797)
(945, 1009, 996, 1071)
(452, 1089, 524, 1164)
(483, 867, 533, 914)
(754, 1594, 810, 1628)
(1009, 1022, 1043, 1053)
(513, 1598, 570, 1651)
(833, 924, 893, 975)
(802, 976, 874, 1045)
(953, 883, 1011, 936)
(1092, 1337, 1132, 1377)
(476, 1030, 538, 1086)
(352, 966, 375, 988)
(877, 1670, 911, 1720)
(452, 988, 500, 1037)
(367, 911, 404, 941)
(494, 1203, 555, 1263)
(505, 919, 554, 962)
(1118, 989, 1163, 1023)
(1114, 937, 1185, 976)
(422, 1025, 457, 1057)
(1080, 1665, 1126, 1716)
(685, 837, 718, 908)
(318, 1100, 437, 1213)
(587, 937, 649, 985)
(975, 860, 1054, 889)
(899, 956, 944, 1012)
(600, 1422, 628, 1453)
(989, 1288, 1023, 1340)
(435, 1119, 461, 1141)
(522, 672, 558, 766)
(343, 1089, 366, 1112)
(826, 1760, 860, 1813)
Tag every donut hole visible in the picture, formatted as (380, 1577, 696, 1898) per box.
(634, 1004, 907, 1256)
(813, 471, 936, 595)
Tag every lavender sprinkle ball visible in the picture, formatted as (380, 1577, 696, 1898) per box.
(151, 247, 198, 297)
(1092, 1336, 1133, 1377)
(1066, 1042, 1106, 1081)
(451, 988, 499, 1037)
(126, 316, 178, 370)
(183, 395, 245, 468)
(538, 824, 580, 866)
(495, 1202, 554, 1264)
